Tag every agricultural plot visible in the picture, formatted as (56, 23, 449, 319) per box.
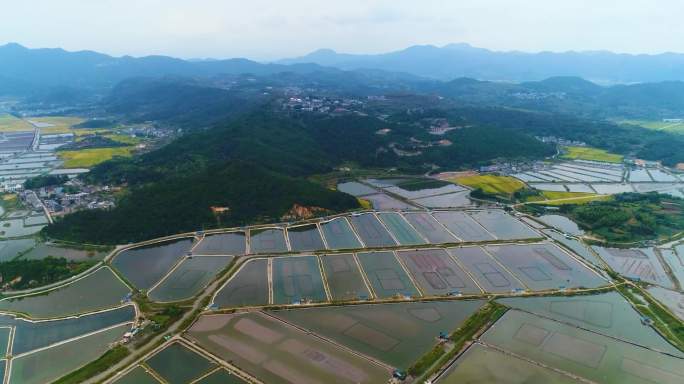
(561, 146, 623, 163)
(542, 230, 603, 267)
(149, 256, 233, 302)
(0, 131, 33, 153)
(349, 213, 397, 247)
(337, 181, 377, 196)
(20, 243, 108, 261)
(10, 323, 130, 384)
(482, 310, 684, 384)
(0, 267, 130, 318)
(412, 191, 472, 208)
(448, 247, 525, 293)
(498, 292, 682, 356)
(287, 224, 326, 252)
(320, 217, 362, 249)
(592, 247, 674, 288)
(249, 228, 288, 253)
(58, 147, 134, 168)
(186, 312, 391, 384)
(272, 256, 327, 304)
(362, 193, 415, 210)
(377, 212, 426, 245)
(397, 249, 481, 295)
(213, 259, 269, 308)
(662, 246, 684, 287)
(0, 114, 33, 132)
(273, 300, 485, 369)
(402, 212, 457, 244)
(647, 287, 684, 322)
(193, 232, 245, 255)
(440, 343, 581, 384)
(486, 243, 605, 290)
(146, 342, 216, 384)
(320, 254, 371, 301)
(195, 369, 248, 384)
(0, 238, 35, 262)
(468, 210, 540, 240)
(432, 211, 494, 242)
(357, 251, 419, 298)
(538, 215, 583, 235)
(451, 174, 524, 195)
(113, 366, 160, 384)
(10, 305, 134, 355)
(113, 238, 192, 290)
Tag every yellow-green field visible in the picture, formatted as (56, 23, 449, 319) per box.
(58, 147, 134, 168)
(103, 134, 141, 145)
(27, 116, 85, 134)
(357, 198, 372, 209)
(450, 174, 525, 195)
(529, 191, 611, 206)
(561, 146, 623, 163)
(0, 114, 33, 132)
(620, 119, 684, 134)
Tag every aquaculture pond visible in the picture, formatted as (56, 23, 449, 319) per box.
(396, 249, 481, 295)
(349, 214, 397, 247)
(193, 232, 246, 255)
(377, 212, 426, 245)
(186, 312, 391, 384)
(402, 212, 457, 244)
(249, 228, 288, 253)
(212, 258, 269, 308)
(357, 251, 419, 298)
(538, 214, 584, 235)
(20, 243, 108, 261)
(468, 210, 540, 240)
(272, 256, 327, 304)
(0, 266, 130, 318)
(320, 254, 371, 301)
(113, 366, 160, 384)
(146, 342, 216, 384)
(542, 229, 603, 267)
(432, 211, 494, 242)
(195, 369, 248, 384)
(149, 256, 233, 302)
(319, 217, 363, 249)
(287, 224, 326, 252)
(113, 238, 193, 290)
(0, 238, 36, 262)
(448, 247, 525, 293)
(273, 300, 485, 369)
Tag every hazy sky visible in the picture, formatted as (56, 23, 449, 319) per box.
(1, 0, 681, 60)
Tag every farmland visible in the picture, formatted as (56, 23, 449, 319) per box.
(448, 174, 524, 195)
(561, 145, 624, 163)
(58, 147, 134, 168)
(0, 114, 33, 132)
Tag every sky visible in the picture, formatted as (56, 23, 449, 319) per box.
(1, 0, 682, 61)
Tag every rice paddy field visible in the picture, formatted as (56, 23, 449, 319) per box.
(319, 217, 363, 249)
(396, 249, 481, 295)
(449, 174, 525, 195)
(432, 211, 494, 241)
(498, 292, 682, 356)
(440, 343, 581, 384)
(10, 323, 130, 384)
(448, 247, 526, 293)
(287, 224, 326, 251)
(377, 212, 426, 245)
(249, 228, 288, 253)
(58, 146, 134, 168)
(561, 146, 623, 163)
(145, 342, 216, 384)
(186, 312, 391, 384)
(357, 251, 419, 298)
(272, 256, 327, 304)
(320, 254, 371, 301)
(592, 247, 674, 288)
(349, 214, 397, 247)
(486, 243, 606, 290)
(27, 116, 84, 134)
(192, 232, 246, 255)
(113, 366, 160, 384)
(621, 119, 684, 134)
(149, 256, 233, 302)
(482, 310, 684, 384)
(0, 266, 130, 318)
(273, 300, 486, 369)
(113, 238, 193, 290)
(212, 258, 269, 308)
(0, 114, 33, 132)
(403, 212, 458, 244)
